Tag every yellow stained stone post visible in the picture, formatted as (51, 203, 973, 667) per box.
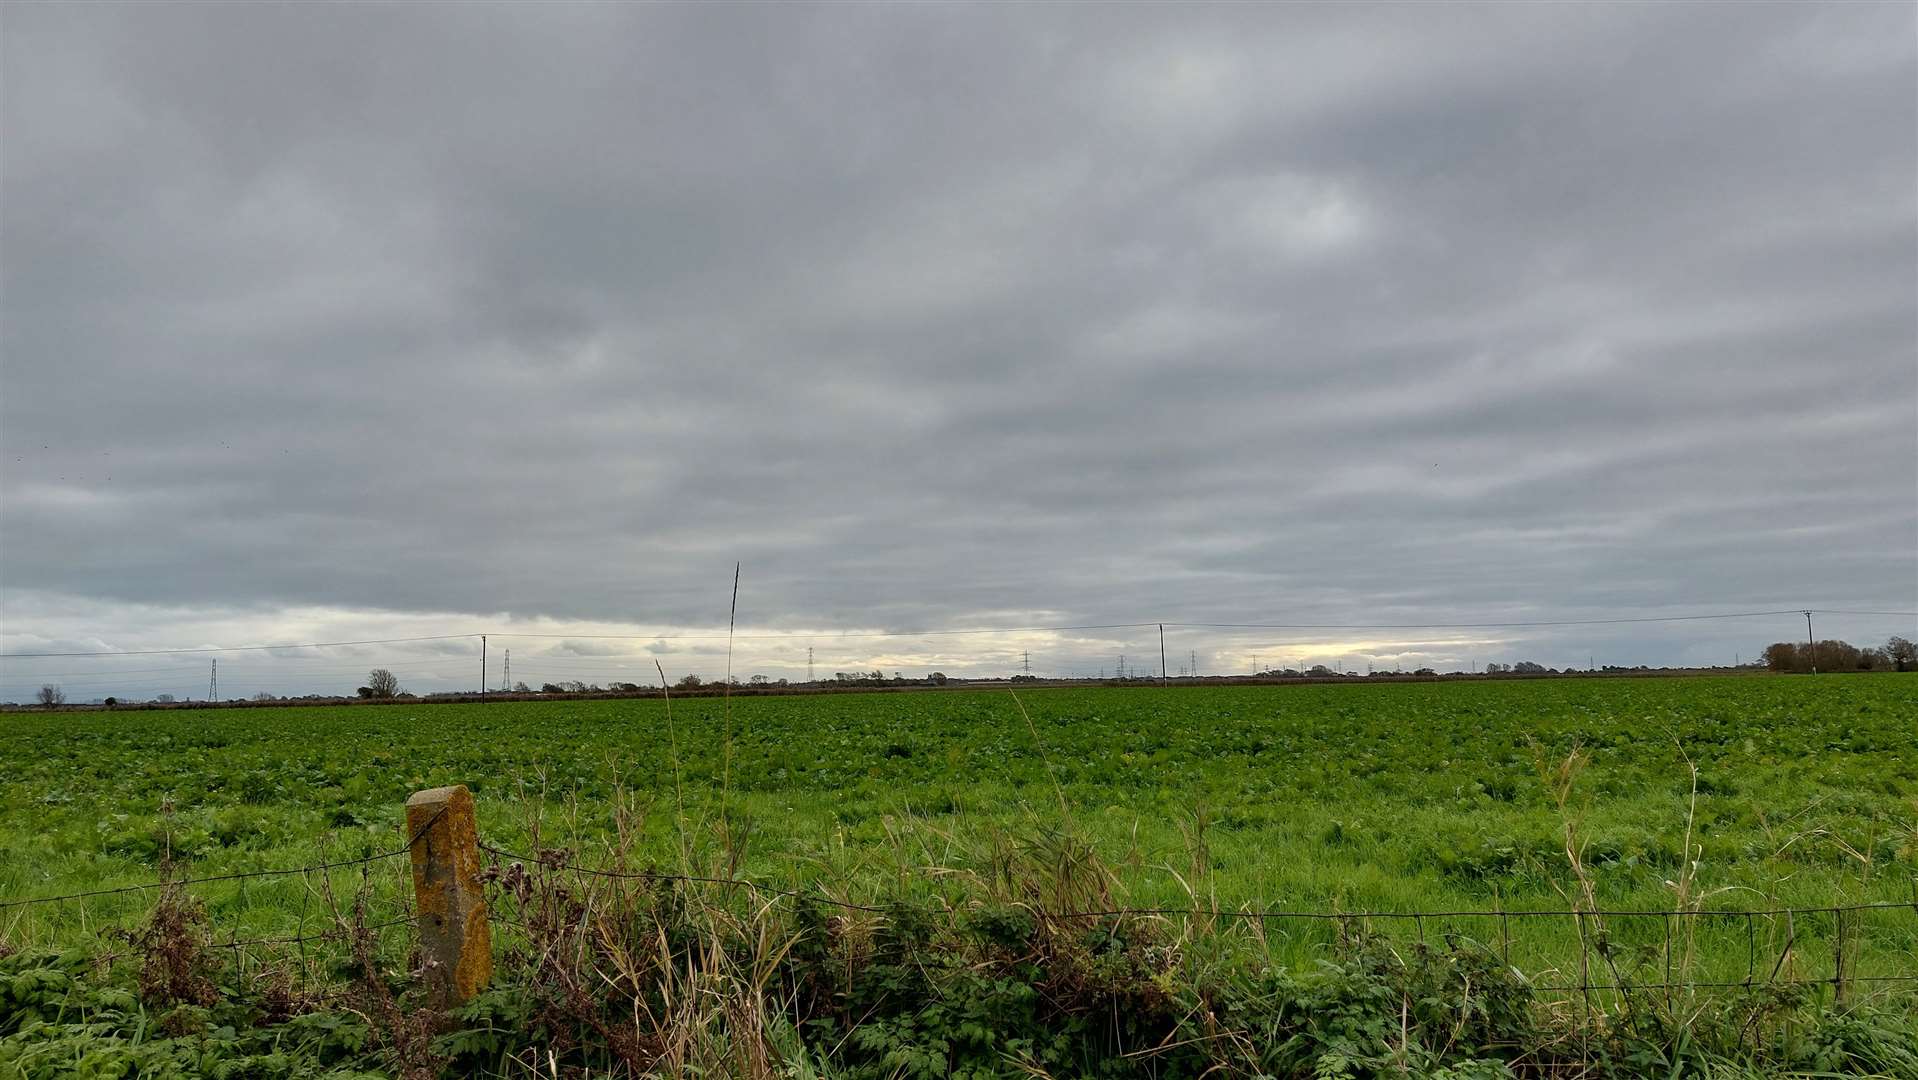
(405, 785, 491, 1004)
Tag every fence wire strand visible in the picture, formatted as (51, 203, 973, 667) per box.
(473, 842, 1918, 993)
(7, 827, 1914, 996)
(471, 844, 1910, 997)
(0, 806, 443, 910)
(217, 914, 416, 950)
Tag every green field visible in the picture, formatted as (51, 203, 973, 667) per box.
(5, 675, 1918, 1077)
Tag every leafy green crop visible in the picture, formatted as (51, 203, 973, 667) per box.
(2, 675, 1915, 1075)
(5, 676, 1916, 929)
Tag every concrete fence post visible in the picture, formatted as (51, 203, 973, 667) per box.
(406, 784, 491, 1004)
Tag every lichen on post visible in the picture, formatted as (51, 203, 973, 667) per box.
(405, 784, 491, 1004)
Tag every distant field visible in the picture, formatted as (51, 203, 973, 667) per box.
(8, 674, 1918, 1076)
(6, 675, 1915, 950)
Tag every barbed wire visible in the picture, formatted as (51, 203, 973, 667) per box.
(478, 846, 1918, 996)
(476, 842, 1918, 925)
(0, 806, 443, 910)
(19, 835, 1909, 928)
(9, 833, 1914, 997)
(10, 823, 1912, 932)
(0, 853, 398, 910)
(1052, 900, 1918, 920)
(478, 842, 891, 912)
(217, 914, 416, 949)
(1528, 975, 1918, 992)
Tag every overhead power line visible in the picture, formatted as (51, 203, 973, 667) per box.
(0, 633, 481, 659)
(414, 608, 1918, 644)
(0, 664, 214, 677)
(3, 609, 1910, 660)
(1163, 609, 1915, 630)
(486, 622, 1163, 643)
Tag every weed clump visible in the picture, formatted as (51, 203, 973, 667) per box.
(115, 883, 217, 1011)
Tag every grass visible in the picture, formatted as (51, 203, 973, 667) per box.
(2, 674, 1916, 1076)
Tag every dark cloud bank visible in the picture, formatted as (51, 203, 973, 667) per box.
(2, 3, 1914, 697)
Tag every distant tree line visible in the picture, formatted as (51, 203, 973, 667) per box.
(1762, 637, 1913, 673)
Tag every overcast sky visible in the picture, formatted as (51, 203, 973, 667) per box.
(3, 3, 1914, 699)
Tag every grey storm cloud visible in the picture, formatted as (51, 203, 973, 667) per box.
(2, 2, 1914, 696)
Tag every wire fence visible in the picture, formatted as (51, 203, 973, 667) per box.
(7, 819, 1917, 1003)
(0, 847, 415, 911)
(474, 843, 1918, 997)
(0, 807, 445, 912)
(215, 914, 419, 951)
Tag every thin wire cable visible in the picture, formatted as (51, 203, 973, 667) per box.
(0, 853, 395, 909)
(12, 836, 1913, 995)
(1168, 610, 1816, 630)
(1530, 975, 1918, 992)
(486, 622, 1163, 643)
(9, 608, 1909, 661)
(478, 842, 890, 912)
(480, 856, 1918, 994)
(0, 807, 445, 910)
(218, 914, 415, 949)
(1049, 900, 1918, 920)
(477, 843, 1918, 922)
(0, 664, 218, 678)
(489, 610, 1852, 641)
(1, 634, 480, 659)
